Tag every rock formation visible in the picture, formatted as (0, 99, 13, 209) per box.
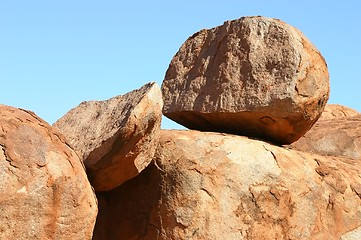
(162, 16, 330, 144)
(54, 82, 163, 191)
(0, 104, 97, 239)
(93, 130, 361, 240)
(2, 15, 360, 240)
(291, 105, 361, 159)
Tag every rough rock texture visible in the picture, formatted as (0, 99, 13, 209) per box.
(162, 16, 330, 144)
(291, 105, 361, 159)
(0, 104, 97, 239)
(92, 164, 161, 240)
(93, 130, 361, 240)
(54, 82, 163, 191)
(318, 104, 360, 121)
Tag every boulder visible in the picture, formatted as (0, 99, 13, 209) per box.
(318, 104, 360, 121)
(54, 82, 163, 191)
(291, 106, 361, 159)
(93, 130, 361, 240)
(0, 104, 97, 239)
(162, 16, 330, 144)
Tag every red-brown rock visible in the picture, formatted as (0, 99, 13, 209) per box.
(0, 104, 97, 239)
(92, 164, 161, 240)
(319, 104, 360, 121)
(162, 16, 330, 144)
(54, 82, 163, 191)
(291, 105, 361, 159)
(93, 130, 361, 240)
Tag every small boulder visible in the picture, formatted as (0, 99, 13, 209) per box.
(162, 16, 330, 144)
(0, 104, 97, 239)
(291, 105, 361, 159)
(54, 82, 163, 191)
(318, 104, 360, 121)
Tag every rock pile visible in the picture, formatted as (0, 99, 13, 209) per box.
(162, 16, 330, 145)
(1, 16, 360, 240)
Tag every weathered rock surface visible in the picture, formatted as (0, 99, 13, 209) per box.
(0, 104, 97, 239)
(92, 164, 161, 240)
(319, 104, 360, 121)
(162, 16, 330, 144)
(291, 105, 361, 159)
(54, 82, 163, 191)
(93, 130, 361, 240)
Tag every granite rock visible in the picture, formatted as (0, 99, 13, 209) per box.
(318, 104, 360, 121)
(162, 16, 330, 144)
(0, 104, 97, 239)
(291, 105, 361, 159)
(54, 82, 163, 191)
(93, 130, 360, 239)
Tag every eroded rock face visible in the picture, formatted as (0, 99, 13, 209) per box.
(93, 130, 361, 240)
(0, 104, 97, 239)
(54, 82, 163, 191)
(162, 16, 330, 144)
(291, 105, 361, 159)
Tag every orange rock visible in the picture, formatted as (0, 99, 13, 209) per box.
(54, 82, 163, 191)
(162, 16, 330, 145)
(319, 104, 360, 121)
(0, 104, 97, 239)
(93, 130, 360, 239)
(291, 105, 361, 159)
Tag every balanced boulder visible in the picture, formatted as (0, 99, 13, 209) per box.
(162, 16, 330, 144)
(92, 130, 361, 239)
(54, 82, 163, 191)
(0, 104, 97, 239)
(291, 105, 361, 159)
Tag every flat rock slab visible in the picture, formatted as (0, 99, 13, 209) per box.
(162, 16, 330, 144)
(93, 130, 361, 240)
(54, 82, 163, 191)
(0, 104, 97, 239)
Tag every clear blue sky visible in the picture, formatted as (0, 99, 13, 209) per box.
(1, 1, 360, 129)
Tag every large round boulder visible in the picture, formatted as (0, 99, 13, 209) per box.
(162, 16, 330, 144)
(0, 104, 97, 239)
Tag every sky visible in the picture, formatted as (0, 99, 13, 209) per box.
(1, 1, 360, 129)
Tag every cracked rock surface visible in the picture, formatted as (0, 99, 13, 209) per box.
(54, 82, 163, 191)
(0, 104, 97, 240)
(162, 16, 330, 144)
(92, 130, 361, 240)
